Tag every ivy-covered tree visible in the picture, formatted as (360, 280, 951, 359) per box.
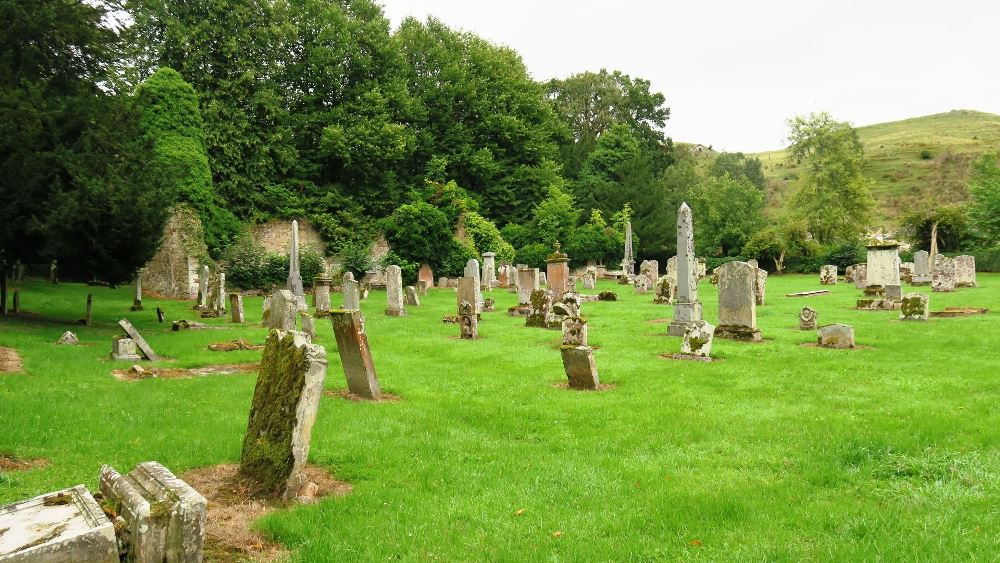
(968, 154, 1000, 247)
(691, 174, 766, 256)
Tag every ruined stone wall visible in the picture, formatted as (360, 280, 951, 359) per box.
(251, 219, 326, 255)
(143, 205, 210, 299)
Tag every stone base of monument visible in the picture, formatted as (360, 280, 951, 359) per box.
(910, 275, 931, 286)
(817, 324, 855, 349)
(667, 301, 703, 336)
(856, 298, 900, 311)
(862, 285, 885, 297)
(0, 484, 118, 562)
(384, 309, 407, 317)
(508, 304, 530, 317)
(130, 299, 143, 312)
(715, 325, 763, 342)
(929, 307, 989, 318)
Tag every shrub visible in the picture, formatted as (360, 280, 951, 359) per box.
(822, 240, 867, 270)
(515, 243, 551, 269)
(464, 211, 515, 263)
(919, 149, 932, 160)
(383, 251, 419, 285)
(381, 202, 455, 272)
(440, 238, 478, 277)
(223, 235, 326, 290)
(339, 240, 379, 278)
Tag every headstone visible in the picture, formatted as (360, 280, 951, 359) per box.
(817, 324, 855, 349)
(240, 330, 327, 499)
(932, 255, 956, 292)
(438, 276, 449, 289)
(697, 257, 707, 279)
(884, 284, 902, 301)
(417, 280, 428, 295)
(545, 243, 571, 300)
(404, 285, 420, 307)
(621, 220, 635, 276)
(562, 316, 588, 346)
(118, 319, 160, 361)
(526, 289, 556, 328)
(384, 264, 406, 317)
(799, 307, 818, 330)
(418, 263, 435, 289)
(286, 220, 306, 307)
(0, 484, 117, 562)
(900, 293, 929, 321)
(263, 289, 299, 330)
(754, 268, 767, 306)
(552, 292, 582, 320)
(464, 259, 484, 312)
(11, 290, 19, 314)
(342, 272, 360, 310)
(899, 262, 914, 283)
(681, 320, 715, 358)
(156, 307, 165, 323)
(112, 337, 141, 361)
(560, 345, 600, 390)
(516, 268, 539, 305)
(131, 270, 144, 311)
(666, 256, 678, 287)
(56, 331, 79, 345)
(212, 272, 226, 314)
(329, 310, 382, 400)
(48, 259, 58, 283)
(633, 276, 649, 294)
(300, 311, 315, 340)
(819, 265, 838, 285)
(482, 252, 497, 288)
(14, 259, 24, 281)
(667, 203, 703, 336)
(497, 266, 510, 289)
(458, 300, 478, 339)
(230, 293, 245, 323)
(99, 461, 207, 562)
(197, 265, 209, 309)
(954, 255, 977, 287)
(911, 250, 931, 285)
(639, 259, 659, 288)
(539, 272, 547, 286)
(852, 263, 867, 289)
(653, 276, 673, 304)
(715, 261, 762, 341)
(313, 276, 332, 316)
(747, 259, 758, 269)
(84, 293, 93, 326)
(866, 242, 901, 288)
(582, 267, 597, 290)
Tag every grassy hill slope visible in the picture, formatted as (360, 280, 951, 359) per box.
(752, 109, 1000, 225)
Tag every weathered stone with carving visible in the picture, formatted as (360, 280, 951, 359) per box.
(715, 261, 761, 341)
(464, 259, 484, 312)
(639, 259, 659, 288)
(799, 307, 818, 330)
(404, 286, 420, 307)
(240, 330, 327, 499)
(820, 265, 838, 285)
(546, 243, 571, 300)
(342, 272, 360, 311)
(562, 316, 588, 346)
(481, 252, 497, 289)
(132, 271, 144, 311)
(417, 281, 428, 295)
(458, 300, 478, 339)
(634, 276, 650, 294)
(954, 255, 977, 287)
(300, 311, 315, 340)
(911, 250, 931, 285)
(680, 320, 715, 358)
(438, 276, 448, 288)
(817, 324, 855, 348)
(196, 265, 210, 310)
(230, 293, 245, 323)
(899, 262, 914, 283)
(112, 336, 141, 361)
(621, 220, 635, 276)
(560, 345, 600, 390)
(313, 277, 332, 316)
(526, 289, 557, 329)
(932, 255, 956, 292)
(884, 284, 902, 301)
(286, 220, 306, 307)
(263, 290, 299, 330)
(668, 203, 703, 336)
(0, 484, 118, 562)
(329, 310, 381, 400)
(900, 293, 929, 321)
(118, 319, 160, 361)
(847, 263, 867, 289)
(866, 242, 901, 289)
(57, 331, 79, 345)
(385, 265, 406, 317)
(753, 268, 767, 305)
(653, 276, 674, 304)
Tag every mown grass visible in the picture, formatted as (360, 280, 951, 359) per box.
(753, 109, 1000, 224)
(1, 274, 998, 561)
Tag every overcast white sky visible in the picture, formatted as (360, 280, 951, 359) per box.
(379, 0, 1000, 152)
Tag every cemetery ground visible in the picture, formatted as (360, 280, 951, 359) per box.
(1, 275, 998, 561)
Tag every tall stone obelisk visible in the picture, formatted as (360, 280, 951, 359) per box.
(287, 220, 306, 308)
(622, 220, 635, 276)
(667, 203, 703, 336)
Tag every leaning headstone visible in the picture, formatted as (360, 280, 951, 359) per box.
(230, 293, 245, 323)
(118, 319, 160, 361)
(911, 250, 931, 285)
(799, 307, 818, 330)
(458, 299, 478, 339)
(313, 276, 332, 316)
(482, 252, 497, 288)
(240, 330, 327, 499)
(560, 345, 600, 390)
(404, 285, 420, 307)
(99, 461, 207, 562)
(286, 220, 306, 307)
(932, 255, 956, 292)
(681, 320, 715, 358)
(866, 241, 901, 288)
(131, 270, 144, 311)
(384, 265, 406, 317)
(112, 336, 141, 361)
(464, 259, 484, 312)
(954, 255, 977, 287)
(819, 265, 838, 285)
(900, 293, 929, 321)
(56, 331, 79, 345)
(668, 202, 703, 336)
(546, 243, 571, 300)
(342, 272, 360, 311)
(817, 324, 855, 349)
(715, 261, 761, 342)
(263, 289, 299, 330)
(329, 310, 382, 400)
(0, 484, 118, 562)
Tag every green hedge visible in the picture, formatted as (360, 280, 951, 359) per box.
(223, 236, 325, 290)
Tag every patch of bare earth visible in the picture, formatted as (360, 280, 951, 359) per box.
(0, 347, 23, 373)
(112, 362, 258, 381)
(325, 389, 401, 403)
(0, 453, 49, 471)
(550, 382, 616, 391)
(181, 464, 351, 563)
(799, 343, 874, 350)
(659, 353, 718, 362)
(208, 339, 265, 352)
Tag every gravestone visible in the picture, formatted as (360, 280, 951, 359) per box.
(562, 316, 588, 346)
(212, 272, 227, 314)
(112, 337, 141, 361)
(667, 202, 703, 336)
(49, 259, 58, 283)
(911, 250, 931, 285)
(526, 289, 556, 328)
(560, 345, 600, 390)
(458, 300, 478, 339)
(11, 290, 19, 314)
(99, 461, 206, 562)
(57, 331, 79, 345)
(498, 266, 511, 289)
(697, 258, 707, 279)
(639, 260, 659, 288)
(539, 272, 547, 286)
(754, 268, 767, 306)
(156, 307, 165, 323)
(385, 265, 406, 317)
(509, 268, 538, 316)
(118, 319, 160, 361)
(900, 293, 929, 321)
(0, 484, 117, 562)
(286, 220, 306, 307)
(546, 243, 571, 300)
(899, 262, 914, 283)
(416, 280, 428, 295)
(817, 324, 855, 349)
(438, 276, 448, 289)
(263, 289, 299, 330)
(681, 320, 715, 358)
(582, 267, 597, 290)
(799, 307, 818, 330)
(329, 310, 382, 400)
(482, 252, 497, 289)
(666, 256, 678, 287)
(954, 255, 977, 287)
(84, 293, 93, 326)
(457, 277, 478, 314)
(464, 259, 484, 312)
(240, 330, 327, 499)
(932, 255, 956, 292)
(131, 270, 144, 311)
(621, 220, 635, 276)
(404, 285, 420, 307)
(634, 276, 650, 294)
(230, 293, 245, 323)
(653, 276, 674, 304)
(866, 242, 901, 288)
(342, 272, 360, 310)
(197, 265, 210, 310)
(715, 261, 761, 341)
(313, 276, 332, 316)
(418, 263, 435, 289)
(819, 265, 838, 285)
(300, 311, 315, 340)
(884, 284, 902, 301)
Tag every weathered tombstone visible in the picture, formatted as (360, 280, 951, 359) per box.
(666, 256, 678, 287)
(464, 259, 484, 312)
(457, 276, 478, 313)
(99, 461, 207, 562)
(286, 220, 306, 307)
(715, 261, 762, 341)
(639, 259, 659, 288)
(562, 316, 588, 346)
(56, 331, 79, 345)
(384, 264, 406, 317)
(14, 259, 24, 281)
(300, 311, 316, 340)
(900, 293, 929, 321)
(482, 252, 497, 289)
(156, 307, 165, 323)
(866, 241, 901, 288)
(667, 203, 703, 336)
(817, 324, 855, 349)
(681, 320, 715, 358)
(437, 276, 448, 289)
(582, 267, 597, 290)
(819, 265, 838, 285)
(509, 268, 538, 316)
(11, 289, 19, 314)
(621, 220, 635, 276)
(458, 300, 478, 340)
(552, 292, 582, 320)
(546, 243, 571, 300)
(697, 258, 707, 280)
(49, 259, 58, 283)
(131, 270, 144, 311)
(497, 266, 510, 289)
(911, 250, 931, 285)
(954, 255, 977, 287)
(932, 255, 956, 292)
(329, 310, 382, 400)
(84, 293, 93, 326)
(884, 284, 902, 301)
(313, 276, 332, 316)
(112, 336, 141, 361)
(560, 345, 600, 390)
(754, 268, 767, 306)
(342, 272, 360, 311)
(416, 280, 428, 296)
(240, 330, 327, 499)
(263, 289, 299, 330)
(899, 262, 914, 283)
(799, 307, 818, 330)
(118, 319, 160, 361)
(229, 293, 245, 323)
(634, 276, 650, 294)
(418, 263, 435, 289)
(653, 276, 674, 304)
(0, 484, 118, 562)
(197, 264, 210, 309)
(212, 272, 227, 314)
(539, 272, 547, 286)
(526, 289, 556, 328)
(404, 285, 420, 307)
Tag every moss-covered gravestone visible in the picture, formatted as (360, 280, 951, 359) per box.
(239, 330, 327, 499)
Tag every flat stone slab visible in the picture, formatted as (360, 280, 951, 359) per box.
(929, 307, 989, 318)
(785, 290, 831, 297)
(118, 318, 160, 361)
(0, 484, 117, 562)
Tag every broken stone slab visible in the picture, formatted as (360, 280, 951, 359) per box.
(899, 293, 929, 321)
(819, 265, 838, 285)
(798, 307, 818, 330)
(562, 316, 588, 346)
(329, 310, 382, 400)
(560, 345, 600, 390)
(171, 320, 209, 331)
(118, 319, 160, 361)
(458, 300, 478, 339)
(262, 289, 299, 331)
(404, 286, 420, 307)
(56, 331, 79, 345)
(929, 307, 989, 318)
(681, 320, 715, 358)
(99, 461, 207, 563)
(855, 298, 899, 311)
(0, 484, 117, 563)
(817, 324, 855, 349)
(112, 336, 142, 361)
(786, 290, 830, 297)
(884, 284, 902, 301)
(240, 330, 328, 500)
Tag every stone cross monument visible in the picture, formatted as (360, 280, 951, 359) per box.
(621, 220, 635, 276)
(667, 203, 703, 336)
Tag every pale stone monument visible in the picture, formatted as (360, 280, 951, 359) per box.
(639, 259, 659, 288)
(0, 484, 117, 562)
(240, 330, 327, 499)
(342, 272, 360, 310)
(634, 276, 650, 294)
(667, 203, 703, 336)
(582, 267, 597, 290)
(954, 255, 977, 287)
(464, 259, 484, 312)
(458, 300, 478, 339)
(799, 307, 818, 330)
(197, 264, 210, 309)
(819, 265, 838, 285)
(131, 270, 144, 311)
(438, 276, 448, 288)
(621, 220, 635, 276)
(482, 252, 497, 288)
(817, 324, 855, 349)
(681, 320, 715, 358)
(118, 319, 160, 361)
(666, 256, 678, 287)
(900, 293, 929, 321)
(754, 267, 767, 306)
(715, 261, 761, 341)
(404, 285, 420, 307)
(263, 289, 299, 330)
(56, 331, 79, 345)
(313, 276, 332, 316)
(286, 220, 306, 307)
(545, 243, 571, 300)
(932, 255, 956, 292)
(866, 241, 901, 289)
(418, 263, 435, 289)
(329, 310, 382, 400)
(384, 264, 406, 317)
(112, 336, 141, 361)
(211, 272, 226, 314)
(230, 293, 245, 323)
(509, 268, 539, 316)
(911, 250, 931, 285)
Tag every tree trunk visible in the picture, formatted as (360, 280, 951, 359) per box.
(930, 221, 939, 257)
(774, 250, 786, 275)
(0, 264, 7, 316)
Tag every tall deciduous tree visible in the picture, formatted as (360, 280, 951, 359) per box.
(969, 153, 1000, 246)
(691, 174, 766, 256)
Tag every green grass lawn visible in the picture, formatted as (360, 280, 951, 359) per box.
(2, 274, 999, 561)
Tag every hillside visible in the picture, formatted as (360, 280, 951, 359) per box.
(751, 109, 1000, 225)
